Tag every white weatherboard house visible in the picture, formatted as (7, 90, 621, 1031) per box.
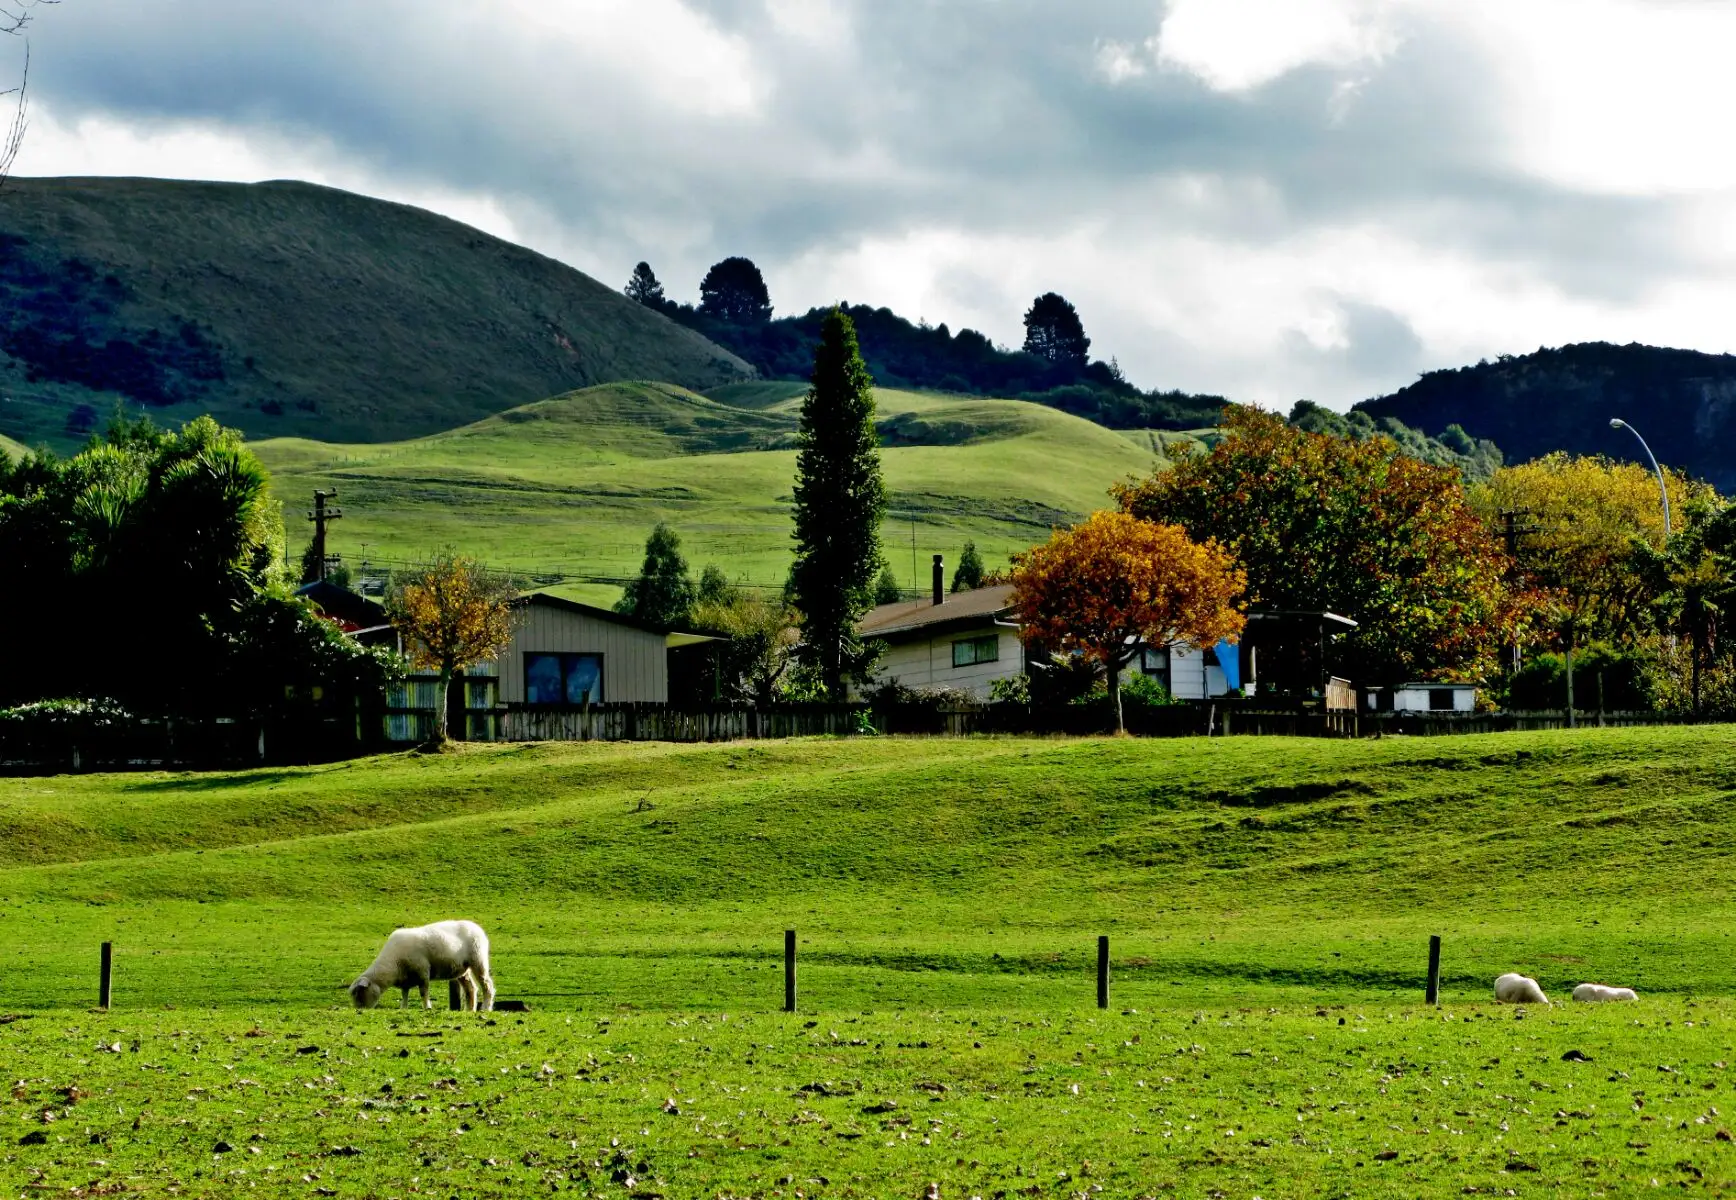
(857, 558, 1022, 699)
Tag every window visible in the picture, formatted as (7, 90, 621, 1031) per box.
(524, 653, 604, 705)
(952, 635, 1000, 668)
(1428, 688, 1456, 711)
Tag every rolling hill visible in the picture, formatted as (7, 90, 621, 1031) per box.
(0, 177, 751, 451)
(0, 430, 25, 459)
(253, 382, 1170, 604)
(1355, 341, 1736, 490)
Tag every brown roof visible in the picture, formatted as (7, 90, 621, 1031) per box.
(857, 583, 1017, 639)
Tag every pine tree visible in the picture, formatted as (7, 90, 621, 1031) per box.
(624, 262, 666, 309)
(615, 522, 696, 629)
(874, 564, 903, 605)
(951, 541, 985, 592)
(790, 308, 887, 698)
(1022, 292, 1091, 368)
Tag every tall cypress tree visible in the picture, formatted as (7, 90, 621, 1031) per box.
(790, 308, 887, 699)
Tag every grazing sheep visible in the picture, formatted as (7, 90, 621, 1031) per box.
(1493, 972, 1550, 1005)
(349, 919, 495, 1012)
(1572, 982, 1638, 1003)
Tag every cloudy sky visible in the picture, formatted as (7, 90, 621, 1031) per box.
(9, 0, 1736, 408)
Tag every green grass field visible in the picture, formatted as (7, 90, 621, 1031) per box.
(253, 383, 1170, 606)
(5, 725, 1736, 1195)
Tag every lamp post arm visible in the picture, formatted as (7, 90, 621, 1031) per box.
(1616, 422, 1672, 539)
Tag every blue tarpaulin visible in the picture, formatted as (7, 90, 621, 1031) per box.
(1216, 640, 1241, 692)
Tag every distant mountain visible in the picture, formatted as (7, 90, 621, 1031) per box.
(1355, 342, 1736, 490)
(0, 178, 752, 451)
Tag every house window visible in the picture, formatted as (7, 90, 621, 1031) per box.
(952, 635, 1000, 668)
(524, 653, 604, 705)
(1428, 688, 1456, 711)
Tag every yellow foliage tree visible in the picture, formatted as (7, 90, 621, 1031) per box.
(1011, 510, 1247, 730)
(1471, 453, 1703, 647)
(389, 552, 517, 744)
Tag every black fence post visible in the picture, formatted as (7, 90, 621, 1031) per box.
(1425, 935, 1442, 1006)
(784, 930, 797, 1013)
(1097, 935, 1110, 1010)
(449, 980, 463, 1011)
(99, 942, 113, 1010)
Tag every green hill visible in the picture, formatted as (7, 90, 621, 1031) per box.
(2, 726, 1732, 1010)
(254, 382, 1162, 603)
(0, 430, 26, 459)
(0, 178, 751, 451)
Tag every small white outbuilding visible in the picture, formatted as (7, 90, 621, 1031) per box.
(1366, 682, 1478, 713)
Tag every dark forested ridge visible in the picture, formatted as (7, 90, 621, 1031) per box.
(0, 178, 750, 451)
(667, 302, 1231, 431)
(1355, 342, 1736, 489)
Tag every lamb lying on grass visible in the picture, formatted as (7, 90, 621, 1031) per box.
(1493, 972, 1550, 1005)
(349, 919, 495, 1012)
(1572, 982, 1639, 1002)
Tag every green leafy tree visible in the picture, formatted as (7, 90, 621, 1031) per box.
(874, 564, 903, 605)
(696, 563, 739, 607)
(1022, 292, 1090, 368)
(698, 256, 773, 323)
(1116, 405, 1517, 685)
(616, 523, 697, 629)
(790, 308, 888, 698)
(951, 541, 985, 592)
(691, 589, 800, 706)
(624, 261, 666, 309)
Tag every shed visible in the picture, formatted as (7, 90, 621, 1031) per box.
(1367, 682, 1478, 713)
(501, 593, 714, 707)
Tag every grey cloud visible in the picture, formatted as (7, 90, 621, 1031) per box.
(16, 0, 1715, 398)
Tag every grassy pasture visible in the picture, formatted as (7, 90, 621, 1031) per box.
(5, 726, 1736, 1196)
(7, 1003, 1736, 1198)
(252, 384, 1168, 606)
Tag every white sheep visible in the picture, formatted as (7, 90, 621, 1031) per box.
(349, 919, 496, 1012)
(1572, 982, 1638, 1002)
(1493, 972, 1550, 1005)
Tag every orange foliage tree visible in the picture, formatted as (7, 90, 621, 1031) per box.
(1011, 510, 1246, 730)
(1115, 406, 1516, 685)
(389, 552, 517, 744)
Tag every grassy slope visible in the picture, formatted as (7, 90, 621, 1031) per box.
(0, 178, 751, 450)
(8, 728, 1736, 1197)
(4, 726, 1735, 1011)
(0, 430, 27, 459)
(253, 384, 1161, 604)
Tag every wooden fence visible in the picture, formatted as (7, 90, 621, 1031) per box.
(500, 704, 869, 743)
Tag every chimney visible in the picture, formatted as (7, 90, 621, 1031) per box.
(932, 554, 945, 606)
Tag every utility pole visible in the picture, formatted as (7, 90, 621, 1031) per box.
(306, 489, 342, 583)
(1498, 509, 1540, 672)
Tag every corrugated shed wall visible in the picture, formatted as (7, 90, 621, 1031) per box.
(499, 604, 669, 704)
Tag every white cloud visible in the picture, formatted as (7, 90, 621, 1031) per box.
(1154, 0, 1401, 92)
(13, 106, 530, 248)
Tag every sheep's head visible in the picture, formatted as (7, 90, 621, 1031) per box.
(348, 976, 384, 1009)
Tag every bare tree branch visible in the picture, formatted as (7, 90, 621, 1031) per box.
(0, 0, 53, 189)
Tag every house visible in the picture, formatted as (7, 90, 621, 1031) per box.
(383, 592, 716, 743)
(296, 579, 396, 647)
(856, 556, 1022, 699)
(1136, 610, 1360, 709)
(1366, 682, 1478, 713)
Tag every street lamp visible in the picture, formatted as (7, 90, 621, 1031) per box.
(1609, 418, 1672, 538)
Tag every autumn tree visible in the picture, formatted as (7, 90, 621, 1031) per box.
(389, 552, 516, 745)
(1115, 405, 1515, 685)
(1022, 292, 1090, 369)
(615, 522, 696, 630)
(698, 256, 773, 323)
(1011, 510, 1246, 731)
(1474, 453, 1712, 715)
(789, 308, 887, 698)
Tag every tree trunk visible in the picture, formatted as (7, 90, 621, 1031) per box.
(433, 661, 453, 745)
(1564, 634, 1575, 730)
(1692, 601, 1704, 715)
(1108, 660, 1125, 734)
